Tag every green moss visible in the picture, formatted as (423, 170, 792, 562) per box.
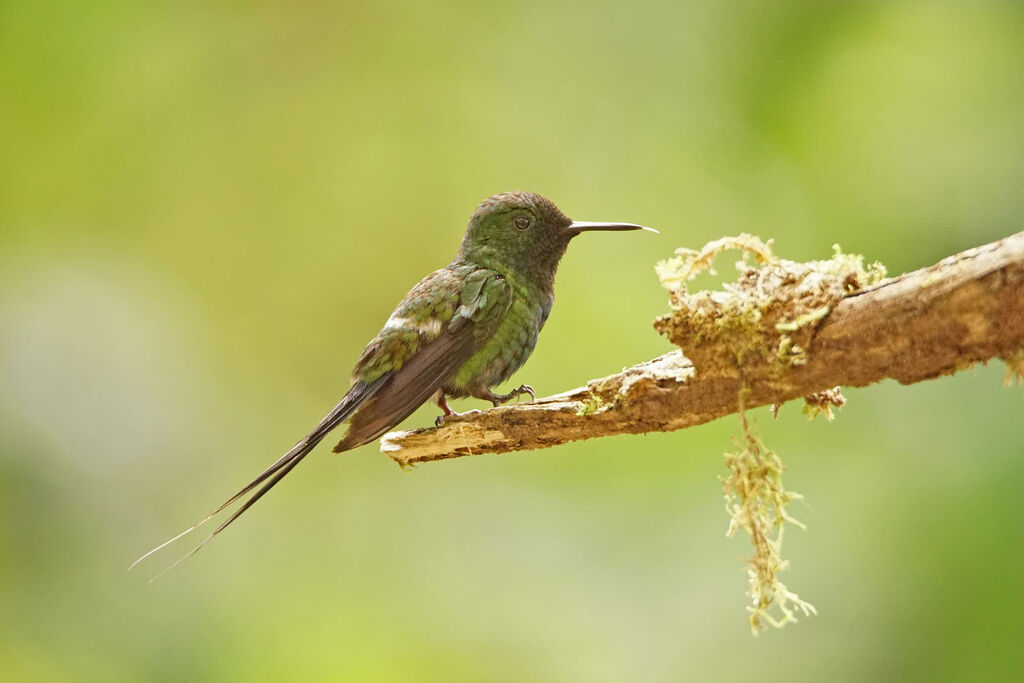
(576, 393, 611, 416)
(724, 392, 816, 634)
(654, 235, 885, 633)
(655, 234, 888, 376)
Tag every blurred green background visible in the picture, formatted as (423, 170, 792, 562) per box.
(2, 1, 1023, 681)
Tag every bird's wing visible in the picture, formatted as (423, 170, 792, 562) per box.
(334, 266, 513, 450)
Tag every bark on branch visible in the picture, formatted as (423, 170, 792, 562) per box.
(381, 232, 1024, 467)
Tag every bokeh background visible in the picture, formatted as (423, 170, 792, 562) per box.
(2, 1, 1023, 681)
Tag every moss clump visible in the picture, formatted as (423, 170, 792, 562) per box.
(655, 235, 885, 633)
(655, 236, 887, 375)
(724, 392, 816, 634)
(576, 393, 611, 416)
(655, 235, 777, 368)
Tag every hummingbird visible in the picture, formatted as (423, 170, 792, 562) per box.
(133, 191, 655, 573)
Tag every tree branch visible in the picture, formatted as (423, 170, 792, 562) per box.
(381, 232, 1024, 467)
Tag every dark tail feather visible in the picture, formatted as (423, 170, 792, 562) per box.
(130, 379, 383, 576)
(141, 441, 314, 582)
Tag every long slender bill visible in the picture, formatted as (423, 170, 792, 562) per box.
(568, 221, 658, 234)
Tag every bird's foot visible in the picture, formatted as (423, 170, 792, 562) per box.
(487, 384, 536, 407)
(434, 409, 481, 428)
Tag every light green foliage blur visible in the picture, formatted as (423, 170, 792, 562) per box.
(1, 1, 1023, 681)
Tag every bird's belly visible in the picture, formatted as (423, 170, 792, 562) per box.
(448, 298, 545, 394)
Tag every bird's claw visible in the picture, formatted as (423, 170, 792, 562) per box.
(487, 384, 536, 407)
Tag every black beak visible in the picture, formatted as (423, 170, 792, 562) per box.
(567, 221, 658, 235)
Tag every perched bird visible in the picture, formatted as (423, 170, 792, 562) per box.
(133, 191, 654, 573)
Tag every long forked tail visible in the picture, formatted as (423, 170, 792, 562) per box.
(130, 380, 383, 579)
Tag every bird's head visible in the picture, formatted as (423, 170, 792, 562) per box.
(457, 191, 655, 277)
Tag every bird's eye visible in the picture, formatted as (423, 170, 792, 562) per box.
(513, 215, 531, 231)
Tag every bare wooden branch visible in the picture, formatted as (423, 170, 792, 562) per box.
(381, 232, 1024, 467)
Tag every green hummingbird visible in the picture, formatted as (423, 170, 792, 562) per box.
(133, 191, 654, 572)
